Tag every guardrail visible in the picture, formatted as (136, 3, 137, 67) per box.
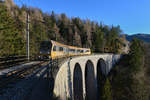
(0, 56, 28, 70)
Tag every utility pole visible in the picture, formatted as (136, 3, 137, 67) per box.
(26, 12, 30, 61)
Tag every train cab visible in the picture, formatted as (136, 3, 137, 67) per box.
(39, 41, 52, 60)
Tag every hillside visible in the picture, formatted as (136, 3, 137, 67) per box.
(126, 34, 150, 43)
(110, 41, 150, 100)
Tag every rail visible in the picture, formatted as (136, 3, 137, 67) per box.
(0, 56, 27, 70)
(0, 56, 36, 70)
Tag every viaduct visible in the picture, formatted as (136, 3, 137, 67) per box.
(53, 54, 121, 100)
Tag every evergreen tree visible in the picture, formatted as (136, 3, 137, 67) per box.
(0, 3, 25, 56)
(129, 38, 145, 73)
(51, 11, 56, 27)
(102, 78, 112, 100)
(93, 24, 104, 52)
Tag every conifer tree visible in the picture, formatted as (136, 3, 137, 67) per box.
(93, 24, 104, 52)
(129, 38, 145, 74)
(102, 78, 112, 100)
(0, 2, 25, 56)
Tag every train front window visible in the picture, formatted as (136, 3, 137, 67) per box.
(59, 47, 63, 51)
(40, 41, 52, 51)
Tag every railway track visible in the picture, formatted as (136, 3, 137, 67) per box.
(0, 56, 38, 70)
(0, 57, 71, 100)
(0, 61, 48, 95)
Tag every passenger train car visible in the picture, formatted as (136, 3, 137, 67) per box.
(39, 40, 91, 60)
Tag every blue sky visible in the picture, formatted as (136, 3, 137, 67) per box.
(14, 0, 150, 35)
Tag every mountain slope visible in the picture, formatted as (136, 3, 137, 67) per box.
(126, 34, 150, 43)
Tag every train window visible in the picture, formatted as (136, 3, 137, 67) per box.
(74, 49, 76, 53)
(79, 50, 82, 53)
(64, 48, 68, 53)
(77, 50, 81, 53)
(63, 47, 66, 52)
(75, 49, 78, 53)
(69, 49, 75, 52)
(67, 48, 69, 52)
(69, 49, 71, 52)
(62, 47, 64, 51)
(64, 47, 68, 53)
(53, 46, 56, 51)
(72, 49, 75, 52)
(59, 47, 63, 51)
(86, 50, 89, 52)
(81, 50, 84, 53)
(55, 46, 60, 51)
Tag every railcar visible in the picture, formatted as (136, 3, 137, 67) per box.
(39, 40, 91, 60)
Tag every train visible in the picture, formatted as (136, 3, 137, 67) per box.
(39, 40, 91, 60)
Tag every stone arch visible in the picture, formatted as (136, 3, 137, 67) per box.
(73, 63, 83, 100)
(85, 60, 97, 100)
(97, 58, 107, 100)
(97, 58, 107, 76)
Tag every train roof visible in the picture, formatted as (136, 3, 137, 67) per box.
(51, 40, 90, 50)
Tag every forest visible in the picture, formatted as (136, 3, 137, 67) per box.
(0, 0, 127, 57)
(107, 40, 150, 100)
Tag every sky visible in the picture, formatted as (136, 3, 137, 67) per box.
(14, 0, 150, 35)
